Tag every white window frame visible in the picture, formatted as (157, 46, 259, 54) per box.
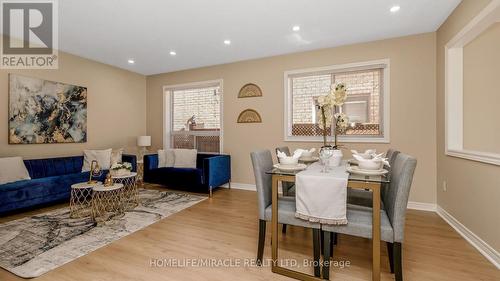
(284, 59, 390, 143)
(163, 79, 224, 153)
(445, 0, 500, 166)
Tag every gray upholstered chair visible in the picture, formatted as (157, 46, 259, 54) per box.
(275, 146, 296, 197)
(347, 149, 400, 207)
(251, 149, 321, 277)
(322, 153, 417, 281)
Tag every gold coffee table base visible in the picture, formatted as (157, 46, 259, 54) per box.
(112, 172, 139, 210)
(70, 182, 100, 218)
(91, 184, 125, 223)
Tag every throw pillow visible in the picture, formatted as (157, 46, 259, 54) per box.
(158, 149, 166, 167)
(0, 157, 31, 185)
(158, 149, 175, 168)
(173, 149, 197, 168)
(82, 149, 112, 172)
(111, 148, 124, 166)
(165, 149, 175, 167)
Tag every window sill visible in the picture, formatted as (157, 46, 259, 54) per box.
(284, 135, 390, 143)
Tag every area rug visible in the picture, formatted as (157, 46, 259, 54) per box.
(0, 189, 206, 278)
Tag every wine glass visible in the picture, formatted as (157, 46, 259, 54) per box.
(319, 147, 334, 173)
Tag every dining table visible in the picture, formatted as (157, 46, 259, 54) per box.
(266, 162, 390, 281)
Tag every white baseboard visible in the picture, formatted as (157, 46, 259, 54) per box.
(221, 182, 256, 191)
(436, 206, 500, 269)
(407, 201, 437, 212)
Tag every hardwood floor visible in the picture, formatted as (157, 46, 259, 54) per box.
(0, 186, 498, 281)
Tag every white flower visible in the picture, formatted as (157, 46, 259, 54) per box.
(111, 162, 133, 171)
(334, 112, 349, 132)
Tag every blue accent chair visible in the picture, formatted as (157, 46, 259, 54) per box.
(143, 153, 231, 197)
(0, 154, 136, 215)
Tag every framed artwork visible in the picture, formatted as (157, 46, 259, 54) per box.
(8, 74, 88, 144)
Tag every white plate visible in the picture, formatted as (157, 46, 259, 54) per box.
(346, 166, 388, 176)
(273, 163, 307, 171)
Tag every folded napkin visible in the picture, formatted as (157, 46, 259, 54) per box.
(295, 162, 348, 225)
(277, 150, 288, 158)
(352, 154, 390, 167)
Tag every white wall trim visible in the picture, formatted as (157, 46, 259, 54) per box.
(221, 182, 256, 191)
(444, 0, 500, 166)
(407, 201, 436, 212)
(283, 59, 390, 143)
(437, 206, 500, 269)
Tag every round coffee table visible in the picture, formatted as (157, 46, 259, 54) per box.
(70, 182, 100, 218)
(91, 183, 124, 222)
(112, 172, 139, 209)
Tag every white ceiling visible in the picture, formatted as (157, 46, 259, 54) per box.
(58, 0, 461, 75)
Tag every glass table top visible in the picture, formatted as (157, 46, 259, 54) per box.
(266, 162, 390, 184)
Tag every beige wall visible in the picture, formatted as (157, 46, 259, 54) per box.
(147, 33, 437, 204)
(463, 23, 500, 154)
(437, 0, 500, 251)
(0, 51, 147, 159)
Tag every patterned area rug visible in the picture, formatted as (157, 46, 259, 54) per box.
(0, 189, 206, 278)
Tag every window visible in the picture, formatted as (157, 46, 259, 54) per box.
(164, 80, 223, 153)
(284, 60, 390, 143)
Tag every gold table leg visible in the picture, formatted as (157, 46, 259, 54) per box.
(271, 175, 323, 281)
(371, 183, 381, 281)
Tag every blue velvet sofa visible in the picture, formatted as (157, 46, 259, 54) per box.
(0, 155, 136, 215)
(143, 153, 231, 196)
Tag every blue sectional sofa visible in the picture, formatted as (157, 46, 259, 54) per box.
(143, 153, 231, 196)
(0, 155, 136, 215)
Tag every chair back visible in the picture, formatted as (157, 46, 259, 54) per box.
(382, 149, 400, 198)
(251, 150, 274, 220)
(382, 153, 417, 243)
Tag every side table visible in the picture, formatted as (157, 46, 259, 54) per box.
(70, 182, 100, 218)
(112, 172, 139, 209)
(91, 183, 124, 222)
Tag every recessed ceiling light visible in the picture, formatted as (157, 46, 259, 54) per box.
(292, 25, 300, 31)
(169, 51, 176, 56)
(390, 5, 400, 13)
(127, 59, 135, 64)
(224, 39, 231, 45)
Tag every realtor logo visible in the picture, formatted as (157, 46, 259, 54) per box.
(1, 0, 58, 69)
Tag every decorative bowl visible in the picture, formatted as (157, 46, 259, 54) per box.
(278, 156, 299, 165)
(358, 160, 383, 170)
(301, 151, 313, 158)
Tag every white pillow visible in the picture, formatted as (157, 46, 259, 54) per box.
(173, 149, 197, 168)
(158, 149, 175, 168)
(111, 148, 124, 166)
(0, 157, 31, 184)
(82, 149, 112, 172)
(158, 149, 166, 167)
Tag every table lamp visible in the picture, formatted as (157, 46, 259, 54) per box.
(137, 136, 151, 161)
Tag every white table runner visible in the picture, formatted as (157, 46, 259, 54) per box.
(295, 162, 349, 225)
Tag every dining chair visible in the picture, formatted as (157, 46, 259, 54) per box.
(321, 152, 417, 281)
(347, 149, 400, 208)
(251, 149, 322, 277)
(275, 146, 296, 197)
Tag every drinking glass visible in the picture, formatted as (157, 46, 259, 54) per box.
(319, 146, 334, 173)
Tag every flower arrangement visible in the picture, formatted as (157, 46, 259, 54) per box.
(110, 162, 133, 176)
(316, 83, 349, 148)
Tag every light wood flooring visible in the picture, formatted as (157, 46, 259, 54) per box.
(0, 185, 498, 281)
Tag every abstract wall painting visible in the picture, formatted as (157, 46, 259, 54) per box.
(8, 74, 88, 144)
